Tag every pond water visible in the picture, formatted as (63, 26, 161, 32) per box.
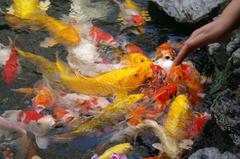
(0, 0, 211, 159)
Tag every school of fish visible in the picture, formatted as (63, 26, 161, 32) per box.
(0, 0, 211, 159)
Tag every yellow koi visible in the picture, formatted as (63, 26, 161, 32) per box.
(16, 48, 59, 81)
(6, 0, 80, 47)
(56, 56, 152, 97)
(54, 94, 144, 139)
(99, 143, 132, 159)
(163, 95, 194, 141)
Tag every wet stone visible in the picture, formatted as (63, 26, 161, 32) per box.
(189, 147, 239, 159)
(211, 89, 240, 146)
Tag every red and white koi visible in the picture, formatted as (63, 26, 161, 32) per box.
(1, 41, 21, 84)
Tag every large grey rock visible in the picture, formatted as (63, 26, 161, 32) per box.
(189, 147, 239, 159)
(151, 0, 227, 23)
(211, 89, 240, 146)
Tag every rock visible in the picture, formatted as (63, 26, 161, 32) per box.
(150, 0, 228, 23)
(189, 147, 239, 159)
(211, 89, 240, 146)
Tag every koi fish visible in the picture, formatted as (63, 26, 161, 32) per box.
(155, 42, 176, 60)
(59, 93, 109, 110)
(97, 143, 132, 159)
(11, 87, 35, 98)
(163, 95, 194, 141)
(113, 0, 150, 27)
(140, 120, 180, 159)
(125, 44, 144, 54)
(181, 62, 205, 104)
(16, 49, 59, 81)
(53, 94, 144, 139)
(123, 53, 152, 65)
(188, 112, 210, 138)
(2, 43, 20, 84)
(56, 56, 152, 97)
(88, 26, 117, 47)
(0, 116, 26, 138)
(53, 107, 77, 126)
(2, 109, 56, 149)
(6, 0, 80, 47)
(32, 83, 55, 112)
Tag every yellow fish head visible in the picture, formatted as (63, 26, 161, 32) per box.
(123, 53, 153, 67)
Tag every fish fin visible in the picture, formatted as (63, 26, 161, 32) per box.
(141, 11, 151, 21)
(40, 37, 58, 48)
(152, 143, 163, 152)
(56, 54, 76, 77)
(35, 136, 49, 149)
(6, 6, 14, 15)
(39, 0, 51, 12)
(179, 139, 193, 150)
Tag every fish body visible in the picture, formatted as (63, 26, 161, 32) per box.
(181, 63, 205, 104)
(98, 143, 132, 159)
(56, 57, 152, 97)
(2, 45, 20, 84)
(188, 113, 210, 138)
(114, 0, 146, 27)
(53, 107, 77, 126)
(32, 84, 55, 112)
(16, 49, 59, 81)
(125, 44, 144, 54)
(17, 109, 56, 149)
(163, 95, 194, 141)
(6, 0, 80, 47)
(0, 116, 26, 138)
(89, 26, 117, 47)
(54, 94, 144, 139)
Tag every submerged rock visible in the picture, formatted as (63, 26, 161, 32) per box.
(211, 89, 240, 147)
(150, 0, 228, 23)
(189, 147, 239, 159)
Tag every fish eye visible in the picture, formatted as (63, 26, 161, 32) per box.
(165, 56, 170, 60)
(141, 59, 145, 62)
(134, 73, 138, 77)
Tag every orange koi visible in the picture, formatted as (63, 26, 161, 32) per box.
(32, 83, 55, 111)
(182, 63, 205, 104)
(2, 44, 20, 84)
(88, 26, 117, 47)
(128, 105, 146, 126)
(125, 44, 144, 54)
(155, 42, 175, 60)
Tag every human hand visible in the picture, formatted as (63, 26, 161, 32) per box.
(174, 18, 232, 65)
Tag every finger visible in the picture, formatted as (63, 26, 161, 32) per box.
(173, 44, 191, 66)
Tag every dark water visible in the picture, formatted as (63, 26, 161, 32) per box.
(0, 0, 219, 159)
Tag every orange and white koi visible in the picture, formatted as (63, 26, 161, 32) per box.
(17, 109, 56, 149)
(2, 43, 20, 84)
(113, 0, 149, 27)
(53, 107, 77, 126)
